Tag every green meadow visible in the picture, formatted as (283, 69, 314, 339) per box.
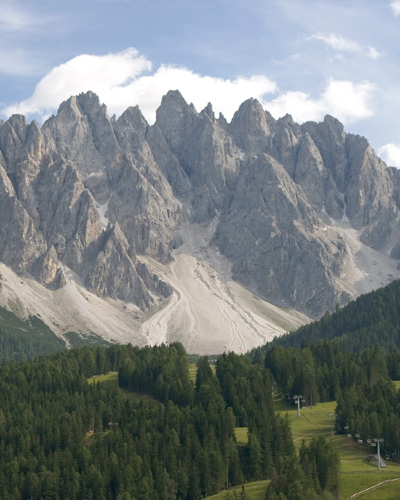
(205, 480, 270, 500)
(273, 393, 400, 500)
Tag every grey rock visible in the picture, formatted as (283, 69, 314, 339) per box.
(214, 154, 349, 317)
(1, 89, 400, 328)
(230, 98, 274, 154)
(84, 222, 153, 309)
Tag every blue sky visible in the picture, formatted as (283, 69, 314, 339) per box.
(1, 0, 400, 166)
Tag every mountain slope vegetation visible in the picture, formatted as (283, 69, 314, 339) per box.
(0, 306, 65, 361)
(263, 279, 400, 353)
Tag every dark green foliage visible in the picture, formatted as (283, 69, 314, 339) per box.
(265, 437, 339, 500)
(216, 352, 295, 481)
(299, 437, 340, 496)
(0, 343, 305, 499)
(335, 373, 400, 455)
(118, 342, 194, 406)
(265, 341, 392, 405)
(263, 279, 400, 353)
(0, 307, 66, 361)
(266, 336, 400, 463)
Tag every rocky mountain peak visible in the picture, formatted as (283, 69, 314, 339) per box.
(230, 98, 273, 154)
(75, 90, 103, 112)
(322, 114, 345, 135)
(114, 105, 148, 151)
(155, 90, 198, 155)
(200, 102, 215, 122)
(42, 92, 119, 177)
(1, 91, 400, 352)
(6, 114, 28, 141)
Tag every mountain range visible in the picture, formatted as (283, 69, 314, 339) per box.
(0, 90, 399, 353)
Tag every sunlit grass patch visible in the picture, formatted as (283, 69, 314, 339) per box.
(188, 363, 197, 381)
(88, 372, 118, 386)
(274, 395, 336, 446)
(235, 427, 248, 445)
(352, 477, 400, 500)
(205, 479, 270, 499)
(278, 396, 400, 499)
(340, 471, 400, 499)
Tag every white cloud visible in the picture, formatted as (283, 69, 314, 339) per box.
(0, 4, 43, 31)
(0, 48, 40, 76)
(367, 46, 382, 60)
(377, 143, 400, 168)
(2, 49, 152, 119)
(1, 49, 375, 130)
(263, 79, 376, 125)
(308, 33, 381, 59)
(2, 48, 277, 123)
(390, 1, 400, 16)
(309, 33, 361, 53)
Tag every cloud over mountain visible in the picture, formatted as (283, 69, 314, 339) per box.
(2, 49, 277, 123)
(2, 48, 375, 128)
(378, 143, 400, 168)
(264, 79, 375, 125)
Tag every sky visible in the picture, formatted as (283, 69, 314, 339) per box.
(1, 0, 400, 166)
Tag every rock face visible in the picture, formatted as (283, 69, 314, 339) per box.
(1, 90, 400, 350)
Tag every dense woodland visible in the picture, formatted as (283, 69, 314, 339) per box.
(2, 281, 400, 498)
(0, 343, 341, 500)
(265, 342, 400, 460)
(258, 279, 400, 463)
(264, 279, 400, 353)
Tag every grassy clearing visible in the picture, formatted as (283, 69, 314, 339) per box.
(235, 427, 248, 445)
(205, 480, 270, 500)
(350, 478, 400, 499)
(188, 361, 216, 381)
(188, 363, 197, 382)
(88, 372, 119, 386)
(274, 393, 400, 499)
(340, 472, 400, 500)
(87, 372, 161, 405)
(273, 392, 336, 447)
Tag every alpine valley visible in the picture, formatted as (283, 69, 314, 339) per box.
(1, 90, 400, 354)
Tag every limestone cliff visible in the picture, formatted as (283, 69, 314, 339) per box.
(0, 91, 399, 352)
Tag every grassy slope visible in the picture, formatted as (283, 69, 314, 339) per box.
(274, 393, 400, 499)
(205, 480, 270, 500)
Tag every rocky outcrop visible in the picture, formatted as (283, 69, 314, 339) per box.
(213, 154, 349, 316)
(0, 92, 179, 309)
(84, 222, 153, 309)
(153, 90, 240, 222)
(0, 90, 400, 325)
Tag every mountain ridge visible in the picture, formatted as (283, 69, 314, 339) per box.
(0, 90, 399, 353)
